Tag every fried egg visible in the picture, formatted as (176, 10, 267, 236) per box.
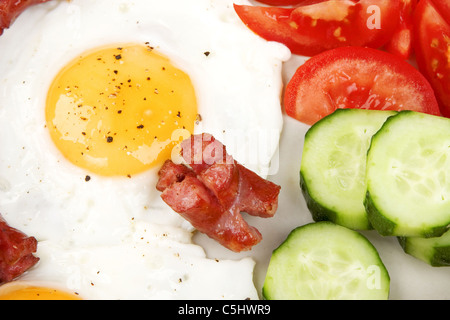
(0, 0, 290, 299)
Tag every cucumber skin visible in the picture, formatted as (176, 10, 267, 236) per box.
(366, 188, 450, 238)
(364, 191, 396, 236)
(301, 172, 372, 230)
(398, 237, 450, 267)
(300, 171, 336, 223)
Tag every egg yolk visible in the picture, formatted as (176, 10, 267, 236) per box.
(46, 44, 198, 176)
(0, 283, 82, 300)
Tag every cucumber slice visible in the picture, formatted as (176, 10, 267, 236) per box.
(399, 230, 450, 267)
(365, 111, 450, 237)
(300, 109, 396, 230)
(263, 222, 390, 300)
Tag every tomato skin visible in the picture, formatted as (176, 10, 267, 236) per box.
(284, 46, 440, 125)
(233, 5, 305, 53)
(234, 0, 400, 56)
(384, 0, 417, 59)
(414, 0, 450, 117)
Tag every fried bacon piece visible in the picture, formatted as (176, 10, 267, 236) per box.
(157, 133, 281, 252)
(0, 0, 51, 35)
(0, 215, 39, 284)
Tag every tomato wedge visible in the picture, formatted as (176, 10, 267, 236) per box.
(414, 0, 450, 117)
(234, 0, 400, 56)
(384, 0, 417, 59)
(0, 0, 51, 35)
(284, 46, 440, 125)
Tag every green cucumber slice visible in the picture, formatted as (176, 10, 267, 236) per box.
(263, 222, 390, 300)
(300, 109, 396, 230)
(399, 230, 450, 267)
(365, 111, 450, 237)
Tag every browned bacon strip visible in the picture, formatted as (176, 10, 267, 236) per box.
(235, 164, 280, 218)
(0, 215, 39, 284)
(160, 175, 262, 252)
(181, 133, 280, 218)
(0, 0, 51, 35)
(157, 133, 280, 252)
(156, 159, 196, 192)
(199, 163, 240, 211)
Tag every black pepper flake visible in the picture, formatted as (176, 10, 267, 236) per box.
(117, 110, 122, 114)
(204, 51, 211, 57)
(106, 136, 114, 143)
(85, 175, 91, 182)
(115, 54, 122, 60)
(176, 111, 181, 118)
(137, 124, 144, 129)
(113, 70, 118, 74)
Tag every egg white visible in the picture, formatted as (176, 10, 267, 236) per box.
(0, 0, 290, 299)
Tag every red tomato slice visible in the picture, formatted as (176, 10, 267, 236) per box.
(0, 0, 50, 35)
(414, 0, 450, 117)
(234, 0, 400, 56)
(384, 0, 417, 59)
(284, 46, 441, 125)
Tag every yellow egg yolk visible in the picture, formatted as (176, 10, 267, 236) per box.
(0, 282, 82, 300)
(46, 44, 198, 176)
